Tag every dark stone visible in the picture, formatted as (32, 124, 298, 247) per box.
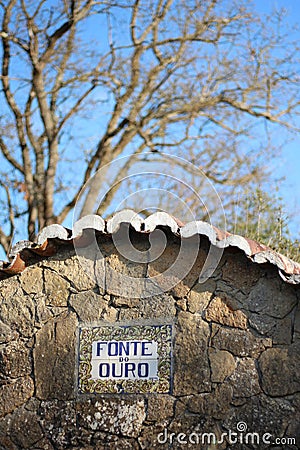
(259, 344, 300, 396)
(173, 312, 211, 395)
(34, 312, 77, 400)
(0, 340, 31, 378)
(10, 409, 44, 449)
(211, 324, 272, 357)
(0, 376, 34, 418)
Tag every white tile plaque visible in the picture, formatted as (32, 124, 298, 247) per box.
(77, 324, 172, 394)
(91, 340, 159, 380)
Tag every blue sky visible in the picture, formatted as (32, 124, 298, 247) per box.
(253, 1, 300, 238)
(278, 141, 300, 238)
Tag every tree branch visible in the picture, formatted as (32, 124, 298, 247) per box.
(0, 180, 15, 255)
(0, 135, 24, 173)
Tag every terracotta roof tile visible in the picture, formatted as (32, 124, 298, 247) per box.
(0, 209, 299, 284)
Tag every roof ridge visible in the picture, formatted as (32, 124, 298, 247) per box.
(0, 211, 299, 284)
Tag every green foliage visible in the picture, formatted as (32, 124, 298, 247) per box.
(230, 188, 300, 263)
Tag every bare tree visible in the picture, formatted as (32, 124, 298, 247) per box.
(0, 0, 299, 255)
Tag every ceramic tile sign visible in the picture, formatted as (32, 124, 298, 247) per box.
(77, 324, 172, 394)
(91, 340, 159, 380)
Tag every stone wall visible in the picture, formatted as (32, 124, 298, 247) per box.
(0, 230, 299, 449)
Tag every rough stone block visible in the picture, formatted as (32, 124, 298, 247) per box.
(208, 348, 236, 382)
(224, 394, 295, 439)
(285, 394, 300, 448)
(19, 267, 43, 294)
(0, 277, 20, 301)
(148, 238, 207, 299)
(103, 237, 152, 297)
(222, 253, 262, 291)
(111, 295, 140, 308)
(270, 316, 293, 345)
(227, 357, 261, 398)
(104, 239, 147, 278)
(0, 340, 31, 378)
(105, 263, 147, 298)
(211, 324, 272, 357)
(0, 320, 18, 344)
(259, 344, 300, 396)
(147, 395, 175, 421)
(118, 293, 176, 320)
(188, 384, 233, 420)
(101, 235, 149, 297)
(173, 312, 211, 395)
(187, 286, 213, 314)
(0, 288, 35, 337)
(205, 295, 248, 329)
(34, 312, 77, 400)
(30, 437, 55, 450)
(44, 269, 70, 306)
(249, 313, 294, 344)
(10, 409, 44, 449)
(248, 278, 297, 318)
(39, 400, 77, 447)
(77, 398, 146, 438)
(293, 302, 300, 342)
(35, 295, 53, 326)
(0, 414, 17, 450)
(0, 376, 34, 417)
(69, 291, 117, 322)
(43, 253, 97, 292)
